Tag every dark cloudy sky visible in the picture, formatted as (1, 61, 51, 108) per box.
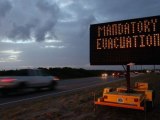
(0, 0, 159, 70)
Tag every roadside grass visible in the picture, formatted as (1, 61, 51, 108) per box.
(0, 73, 160, 120)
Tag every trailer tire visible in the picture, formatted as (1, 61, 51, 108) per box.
(152, 90, 155, 108)
(145, 101, 153, 112)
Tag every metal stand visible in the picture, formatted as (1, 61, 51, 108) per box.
(125, 63, 135, 93)
(126, 64, 131, 93)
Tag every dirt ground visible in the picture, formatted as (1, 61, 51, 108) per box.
(0, 73, 160, 120)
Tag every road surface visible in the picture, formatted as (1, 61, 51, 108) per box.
(0, 76, 124, 107)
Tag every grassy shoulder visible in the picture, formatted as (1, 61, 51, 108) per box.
(0, 73, 160, 120)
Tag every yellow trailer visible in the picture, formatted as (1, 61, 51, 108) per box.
(95, 82, 154, 111)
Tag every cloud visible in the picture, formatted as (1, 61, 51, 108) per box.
(8, 19, 38, 41)
(0, 0, 96, 44)
(0, 0, 60, 43)
(35, 0, 60, 42)
(0, 0, 160, 69)
(0, 0, 12, 19)
(36, 0, 59, 17)
(86, 0, 160, 22)
(0, 0, 160, 44)
(0, 50, 22, 62)
(0, 39, 35, 44)
(0, 50, 22, 54)
(44, 45, 65, 49)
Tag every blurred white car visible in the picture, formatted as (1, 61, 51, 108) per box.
(0, 69, 58, 94)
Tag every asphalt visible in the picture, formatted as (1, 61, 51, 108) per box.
(0, 76, 123, 107)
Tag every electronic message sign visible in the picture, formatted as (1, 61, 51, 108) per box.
(90, 15, 160, 65)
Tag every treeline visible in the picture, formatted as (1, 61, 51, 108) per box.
(42, 67, 104, 79)
(0, 67, 152, 79)
(0, 67, 108, 79)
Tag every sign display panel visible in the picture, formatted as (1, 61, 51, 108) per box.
(90, 15, 160, 65)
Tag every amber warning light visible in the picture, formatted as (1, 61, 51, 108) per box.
(90, 15, 160, 65)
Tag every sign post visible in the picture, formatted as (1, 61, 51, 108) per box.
(126, 63, 134, 93)
(126, 65, 130, 93)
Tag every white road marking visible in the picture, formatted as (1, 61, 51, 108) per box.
(0, 79, 124, 107)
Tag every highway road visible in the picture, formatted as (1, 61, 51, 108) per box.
(0, 76, 124, 107)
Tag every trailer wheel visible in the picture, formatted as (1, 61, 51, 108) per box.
(145, 90, 155, 112)
(145, 101, 153, 112)
(152, 90, 155, 108)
